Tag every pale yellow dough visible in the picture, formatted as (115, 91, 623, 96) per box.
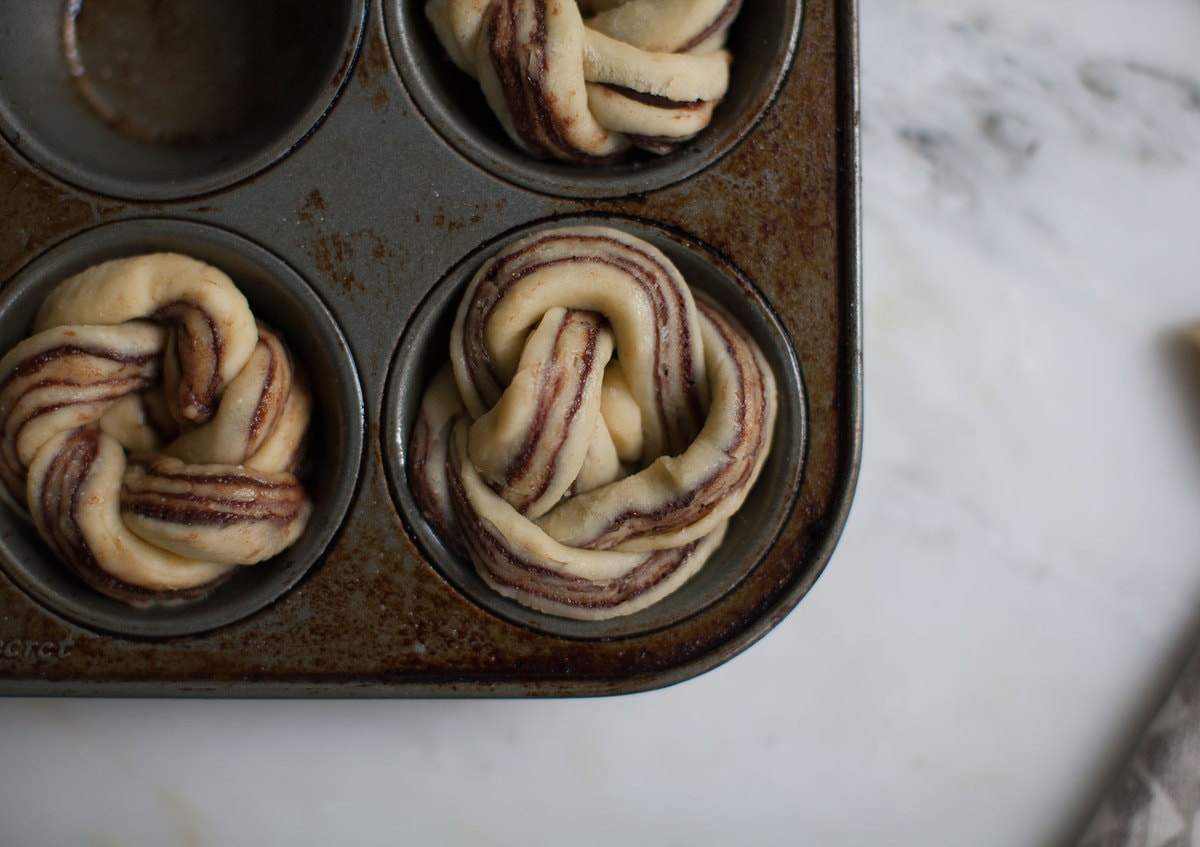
(425, 0, 742, 161)
(410, 226, 777, 620)
(0, 253, 313, 605)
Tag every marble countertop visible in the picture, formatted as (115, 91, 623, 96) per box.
(3, 1, 1199, 844)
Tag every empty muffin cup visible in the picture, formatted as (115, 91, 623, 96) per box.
(0, 218, 364, 638)
(386, 0, 804, 197)
(0, 0, 366, 200)
(384, 216, 805, 639)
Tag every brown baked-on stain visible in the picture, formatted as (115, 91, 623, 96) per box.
(297, 189, 352, 295)
(431, 210, 475, 234)
(0, 160, 119, 281)
(297, 188, 406, 297)
(354, 18, 394, 114)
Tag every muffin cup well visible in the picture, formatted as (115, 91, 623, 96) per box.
(0, 0, 365, 200)
(386, 0, 803, 198)
(0, 219, 364, 638)
(383, 215, 806, 639)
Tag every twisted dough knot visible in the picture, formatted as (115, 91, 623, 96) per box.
(410, 226, 777, 619)
(0, 254, 313, 606)
(426, 0, 743, 162)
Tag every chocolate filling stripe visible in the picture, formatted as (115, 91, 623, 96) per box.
(597, 84, 710, 110)
(247, 345, 279, 446)
(476, 521, 692, 609)
(679, 0, 744, 53)
(0, 342, 163, 502)
(0, 343, 159, 387)
(38, 427, 99, 568)
(245, 328, 296, 452)
(39, 432, 235, 601)
(120, 457, 308, 527)
(449, 442, 693, 609)
(152, 298, 227, 421)
(573, 300, 770, 550)
(4, 379, 154, 475)
(120, 495, 306, 527)
(488, 0, 625, 163)
(500, 311, 604, 513)
(123, 459, 301, 491)
(459, 231, 704, 453)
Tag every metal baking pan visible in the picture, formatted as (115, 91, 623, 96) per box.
(0, 0, 860, 696)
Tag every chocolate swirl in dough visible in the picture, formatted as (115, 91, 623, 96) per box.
(0, 253, 312, 606)
(426, 0, 743, 162)
(409, 226, 777, 620)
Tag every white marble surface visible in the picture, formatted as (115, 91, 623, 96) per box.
(3, 1, 1200, 844)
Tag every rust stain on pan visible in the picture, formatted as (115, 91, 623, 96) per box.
(298, 188, 358, 295)
(296, 188, 407, 298)
(354, 18, 397, 114)
(0, 161, 118, 280)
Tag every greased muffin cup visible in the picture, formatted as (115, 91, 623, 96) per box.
(0, 1, 366, 200)
(0, 0, 859, 696)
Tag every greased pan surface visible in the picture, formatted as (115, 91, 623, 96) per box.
(0, 0, 860, 696)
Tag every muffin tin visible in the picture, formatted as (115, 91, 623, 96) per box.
(0, 0, 860, 696)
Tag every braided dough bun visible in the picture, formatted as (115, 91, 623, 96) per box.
(0, 253, 313, 607)
(409, 226, 776, 620)
(426, 0, 744, 162)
